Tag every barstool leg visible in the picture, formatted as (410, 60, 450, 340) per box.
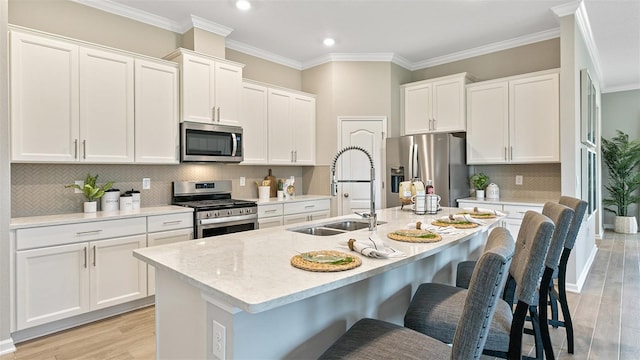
(539, 276, 555, 360)
(548, 280, 559, 328)
(558, 263, 574, 354)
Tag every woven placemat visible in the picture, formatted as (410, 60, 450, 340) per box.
(291, 250, 362, 272)
(456, 211, 497, 219)
(431, 220, 479, 229)
(387, 229, 442, 243)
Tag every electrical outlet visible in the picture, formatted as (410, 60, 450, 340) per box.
(240, 177, 246, 186)
(515, 175, 523, 186)
(142, 178, 151, 190)
(74, 180, 84, 193)
(213, 321, 226, 359)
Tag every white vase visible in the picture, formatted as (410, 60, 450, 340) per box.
(84, 201, 97, 213)
(476, 190, 485, 199)
(614, 216, 638, 234)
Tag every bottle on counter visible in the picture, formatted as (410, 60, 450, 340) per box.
(426, 179, 434, 194)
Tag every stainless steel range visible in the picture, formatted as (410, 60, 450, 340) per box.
(172, 180, 257, 239)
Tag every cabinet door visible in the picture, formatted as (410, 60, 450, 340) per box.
(89, 235, 147, 310)
(241, 82, 269, 164)
(466, 81, 509, 164)
(258, 217, 284, 229)
(509, 73, 560, 163)
(214, 62, 243, 126)
(308, 210, 331, 221)
(181, 52, 215, 123)
(134, 59, 179, 164)
(403, 83, 432, 135)
(283, 213, 310, 225)
(267, 89, 294, 164)
(10, 31, 79, 162)
(292, 95, 316, 165)
(79, 47, 134, 163)
(16, 243, 89, 329)
(432, 77, 466, 132)
(147, 228, 193, 295)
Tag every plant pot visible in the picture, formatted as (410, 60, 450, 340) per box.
(84, 201, 97, 213)
(476, 190, 485, 199)
(614, 216, 638, 234)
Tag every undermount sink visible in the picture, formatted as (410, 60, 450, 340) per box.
(287, 219, 387, 236)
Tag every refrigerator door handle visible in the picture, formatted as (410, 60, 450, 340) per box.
(411, 144, 419, 179)
(408, 143, 414, 180)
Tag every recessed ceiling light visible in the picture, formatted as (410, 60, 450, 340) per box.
(236, 0, 251, 11)
(323, 38, 335, 46)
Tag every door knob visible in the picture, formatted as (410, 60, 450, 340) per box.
(343, 193, 349, 198)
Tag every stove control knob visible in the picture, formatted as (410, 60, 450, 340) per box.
(214, 211, 219, 217)
(227, 210, 232, 216)
(206, 212, 211, 218)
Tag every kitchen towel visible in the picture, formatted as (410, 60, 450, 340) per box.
(462, 207, 506, 216)
(439, 213, 485, 225)
(346, 233, 405, 259)
(407, 222, 462, 235)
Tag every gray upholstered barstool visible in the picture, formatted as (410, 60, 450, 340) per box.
(317, 227, 515, 360)
(404, 211, 554, 360)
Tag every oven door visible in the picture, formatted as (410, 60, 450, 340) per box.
(197, 216, 257, 238)
(181, 122, 243, 163)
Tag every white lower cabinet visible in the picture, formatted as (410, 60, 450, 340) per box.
(147, 228, 193, 295)
(457, 201, 543, 239)
(258, 199, 330, 229)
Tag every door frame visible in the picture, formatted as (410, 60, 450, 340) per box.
(336, 116, 388, 216)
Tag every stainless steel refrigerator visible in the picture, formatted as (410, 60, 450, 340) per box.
(386, 132, 469, 208)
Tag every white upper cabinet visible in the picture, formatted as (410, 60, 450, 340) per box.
(79, 47, 134, 163)
(240, 81, 269, 164)
(402, 73, 471, 134)
(466, 69, 560, 164)
(167, 49, 244, 126)
(9, 28, 180, 164)
(267, 89, 316, 165)
(10, 31, 80, 162)
(134, 58, 180, 164)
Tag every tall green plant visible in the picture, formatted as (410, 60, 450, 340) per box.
(601, 130, 640, 216)
(65, 173, 114, 202)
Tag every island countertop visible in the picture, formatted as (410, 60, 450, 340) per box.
(133, 206, 501, 314)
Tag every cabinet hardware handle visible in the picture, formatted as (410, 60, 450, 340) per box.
(510, 146, 513, 160)
(432, 118, 436, 130)
(82, 140, 87, 159)
(504, 147, 507, 161)
(83, 247, 87, 268)
(304, 205, 315, 208)
(93, 245, 97, 267)
(291, 150, 294, 163)
(76, 230, 102, 235)
(74, 139, 78, 159)
(162, 220, 182, 225)
(211, 106, 215, 122)
(294, 150, 297, 163)
(216, 107, 221, 122)
(265, 209, 277, 213)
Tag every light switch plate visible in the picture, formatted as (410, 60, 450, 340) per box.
(213, 320, 226, 359)
(142, 178, 151, 190)
(515, 175, 523, 185)
(240, 177, 246, 186)
(74, 180, 84, 193)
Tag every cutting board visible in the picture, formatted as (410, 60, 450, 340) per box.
(265, 169, 277, 197)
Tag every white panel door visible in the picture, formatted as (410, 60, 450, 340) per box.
(241, 82, 268, 164)
(509, 73, 560, 163)
(466, 81, 509, 164)
(181, 52, 215, 123)
(147, 228, 192, 295)
(79, 47, 134, 163)
(16, 243, 90, 329)
(214, 62, 243, 126)
(10, 31, 79, 162)
(90, 235, 147, 310)
(403, 83, 432, 135)
(339, 118, 385, 216)
(292, 95, 316, 165)
(134, 59, 179, 163)
(268, 89, 294, 164)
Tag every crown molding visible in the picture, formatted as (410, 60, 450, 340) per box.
(226, 39, 303, 70)
(301, 53, 413, 70)
(411, 28, 560, 71)
(550, 0, 581, 18)
(187, 15, 233, 37)
(71, 0, 183, 33)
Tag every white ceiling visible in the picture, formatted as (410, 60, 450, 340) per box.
(78, 0, 640, 93)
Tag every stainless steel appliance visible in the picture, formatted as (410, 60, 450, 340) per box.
(172, 180, 257, 238)
(181, 122, 243, 162)
(386, 132, 469, 208)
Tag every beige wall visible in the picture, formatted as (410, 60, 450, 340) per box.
(412, 38, 560, 82)
(226, 49, 302, 90)
(8, 0, 181, 58)
(302, 62, 335, 165)
(390, 63, 412, 137)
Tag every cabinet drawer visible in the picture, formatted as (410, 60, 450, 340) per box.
(284, 199, 330, 215)
(503, 205, 543, 219)
(258, 204, 283, 218)
(147, 213, 193, 233)
(16, 217, 147, 250)
(458, 202, 503, 212)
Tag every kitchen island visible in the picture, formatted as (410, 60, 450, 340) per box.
(133, 206, 501, 359)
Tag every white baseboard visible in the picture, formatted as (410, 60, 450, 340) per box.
(566, 244, 598, 293)
(0, 337, 16, 355)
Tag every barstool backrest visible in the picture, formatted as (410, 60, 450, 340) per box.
(559, 196, 588, 250)
(541, 202, 574, 270)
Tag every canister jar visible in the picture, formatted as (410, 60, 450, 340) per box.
(101, 188, 120, 212)
(125, 189, 141, 209)
(486, 183, 500, 199)
(120, 193, 133, 211)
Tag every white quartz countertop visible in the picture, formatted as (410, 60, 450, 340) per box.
(457, 196, 553, 207)
(10, 205, 193, 229)
(134, 206, 501, 314)
(246, 194, 332, 205)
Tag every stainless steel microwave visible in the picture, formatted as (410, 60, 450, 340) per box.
(180, 122, 243, 163)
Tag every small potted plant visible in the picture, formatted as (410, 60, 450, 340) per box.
(65, 173, 114, 213)
(277, 179, 285, 200)
(602, 130, 640, 233)
(470, 173, 490, 199)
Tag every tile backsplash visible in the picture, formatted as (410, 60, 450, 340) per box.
(470, 163, 561, 200)
(11, 163, 304, 217)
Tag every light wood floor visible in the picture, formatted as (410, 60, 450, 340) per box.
(2, 230, 638, 359)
